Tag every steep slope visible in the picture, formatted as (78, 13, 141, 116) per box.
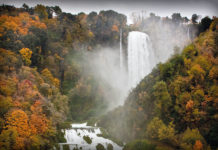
(0, 5, 128, 149)
(0, 49, 69, 149)
(99, 18, 218, 149)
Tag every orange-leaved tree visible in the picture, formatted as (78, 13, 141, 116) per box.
(30, 100, 50, 134)
(5, 109, 31, 149)
(0, 12, 46, 37)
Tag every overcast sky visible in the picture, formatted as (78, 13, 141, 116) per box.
(1, 0, 217, 24)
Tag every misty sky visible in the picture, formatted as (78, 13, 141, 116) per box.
(1, 0, 217, 24)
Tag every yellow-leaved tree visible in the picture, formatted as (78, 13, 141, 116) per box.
(41, 68, 60, 88)
(19, 48, 32, 66)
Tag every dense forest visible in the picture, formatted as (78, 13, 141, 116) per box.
(0, 3, 217, 150)
(0, 4, 129, 149)
(99, 18, 218, 150)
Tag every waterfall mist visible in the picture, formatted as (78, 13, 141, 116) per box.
(139, 16, 194, 63)
(82, 47, 129, 110)
(78, 15, 195, 113)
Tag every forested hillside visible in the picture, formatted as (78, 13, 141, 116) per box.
(0, 3, 217, 150)
(0, 4, 127, 149)
(99, 19, 218, 150)
(0, 49, 69, 149)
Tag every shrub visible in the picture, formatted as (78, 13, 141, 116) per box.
(96, 143, 106, 150)
(123, 140, 155, 150)
(107, 143, 113, 150)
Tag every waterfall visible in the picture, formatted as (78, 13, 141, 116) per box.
(187, 26, 190, 40)
(128, 31, 155, 89)
(187, 27, 190, 40)
(120, 28, 123, 69)
(63, 123, 122, 150)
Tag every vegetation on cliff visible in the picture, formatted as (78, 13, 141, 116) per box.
(99, 18, 218, 150)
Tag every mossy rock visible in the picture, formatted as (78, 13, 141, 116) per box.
(96, 143, 106, 150)
(107, 143, 113, 150)
(83, 135, 92, 144)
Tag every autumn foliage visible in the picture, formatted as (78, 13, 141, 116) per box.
(19, 48, 32, 66)
(193, 140, 203, 150)
(99, 18, 218, 149)
(0, 48, 21, 73)
(0, 3, 217, 150)
(0, 12, 46, 37)
(0, 52, 67, 149)
(111, 25, 119, 32)
(41, 68, 60, 88)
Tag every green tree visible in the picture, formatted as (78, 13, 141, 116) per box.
(0, 128, 18, 150)
(159, 62, 174, 81)
(171, 13, 182, 24)
(181, 128, 205, 150)
(53, 6, 62, 15)
(146, 117, 165, 139)
(146, 117, 176, 143)
(191, 14, 199, 24)
(34, 4, 48, 20)
(0, 95, 12, 117)
(22, 3, 29, 10)
(158, 121, 176, 143)
(199, 17, 212, 32)
(153, 81, 172, 121)
(182, 44, 198, 59)
(189, 64, 206, 83)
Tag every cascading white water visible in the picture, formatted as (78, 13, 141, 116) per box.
(187, 26, 190, 40)
(128, 31, 155, 89)
(63, 123, 122, 150)
(120, 28, 123, 69)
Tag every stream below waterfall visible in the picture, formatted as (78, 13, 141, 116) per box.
(63, 123, 122, 150)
